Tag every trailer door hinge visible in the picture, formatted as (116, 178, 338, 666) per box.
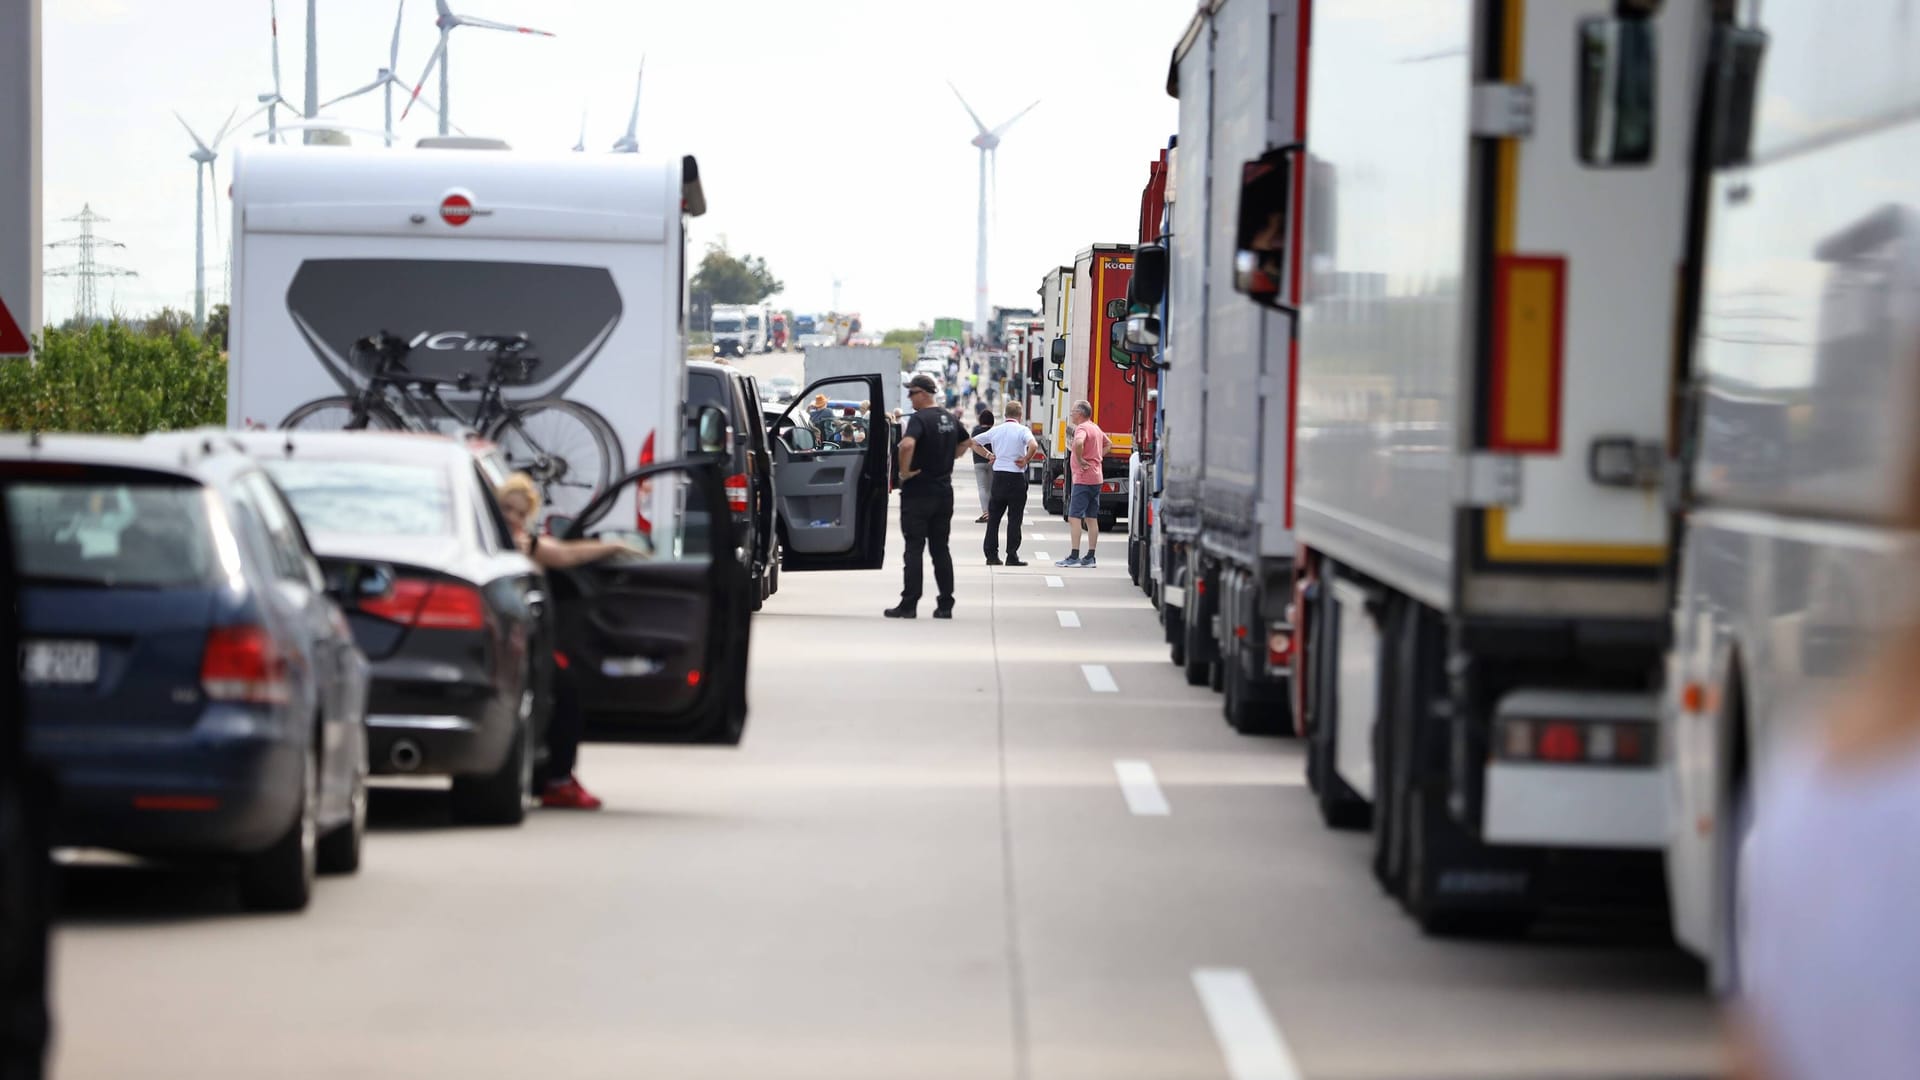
(1471, 82, 1535, 139)
(1455, 453, 1522, 508)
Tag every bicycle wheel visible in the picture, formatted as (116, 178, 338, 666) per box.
(487, 399, 621, 525)
(281, 396, 405, 432)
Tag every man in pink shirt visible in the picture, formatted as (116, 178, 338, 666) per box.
(1058, 400, 1110, 568)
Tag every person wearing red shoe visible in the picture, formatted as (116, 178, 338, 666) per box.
(497, 473, 636, 811)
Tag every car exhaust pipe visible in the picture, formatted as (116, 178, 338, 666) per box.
(389, 739, 423, 773)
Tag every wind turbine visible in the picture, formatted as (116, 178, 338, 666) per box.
(611, 58, 644, 153)
(572, 105, 588, 152)
(321, 0, 460, 142)
(174, 107, 240, 333)
(404, 0, 556, 137)
(949, 82, 1037, 342)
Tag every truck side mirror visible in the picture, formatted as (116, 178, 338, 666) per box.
(1109, 320, 1134, 370)
(1577, 15, 1657, 166)
(1049, 336, 1066, 364)
(1709, 25, 1768, 168)
(1122, 313, 1161, 354)
(1128, 243, 1168, 306)
(1046, 367, 1065, 385)
(1232, 147, 1298, 314)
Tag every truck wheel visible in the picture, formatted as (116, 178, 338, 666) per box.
(1182, 606, 1210, 687)
(1128, 538, 1141, 585)
(1371, 599, 1410, 898)
(1224, 647, 1292, 736)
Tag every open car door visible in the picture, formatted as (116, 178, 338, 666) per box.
(768, 373, 891, 571)
(549, 458, 751, 745)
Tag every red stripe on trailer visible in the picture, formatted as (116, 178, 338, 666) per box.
(0, 295, 28, 355)
(1283, 0, 1312, 530)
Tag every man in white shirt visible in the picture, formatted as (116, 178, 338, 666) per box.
(976, 402, 1040, 566)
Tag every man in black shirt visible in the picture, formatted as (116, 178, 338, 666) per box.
(888, 373, 992, 619)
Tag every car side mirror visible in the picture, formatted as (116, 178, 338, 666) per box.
(787, 426, 818, 452)
(1123, 313, 1161, 354)
(544, 514, 576, 538)
(1049, 336, 1066, 364)
(1233, 146, 1298, 314)
(696, 405, 728, 454)
(1577, 14, 1657, 166)
(1127, 243, 1168, 306)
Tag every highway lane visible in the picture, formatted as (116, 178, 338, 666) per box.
(49, 500, 1720, 1079)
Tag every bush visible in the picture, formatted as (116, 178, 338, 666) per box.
(0, 324, 226, 434)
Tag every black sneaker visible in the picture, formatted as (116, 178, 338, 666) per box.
(933, 605, 954, 620)
(1005, 556, 1028, 567)
(985, 556, 1002, 566)
(883, 604, 916, 619)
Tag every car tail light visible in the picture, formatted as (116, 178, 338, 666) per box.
(636, 430, 656, 536)
(1051, 475, 1065, 489)
(1496, 718, 1654, 765)
(358, 578, 486, 631)
(1101, 481, 1120, 493)
(201, 625, 291, 705)
(725, 473, 750, 512)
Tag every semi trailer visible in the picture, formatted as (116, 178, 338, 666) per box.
(1042, 244, 1134, 524)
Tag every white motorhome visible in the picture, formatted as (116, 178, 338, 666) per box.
(1663, 0, 1918, 987)
(1240, 0, 1708, 930)
(229, 142, 705, 527)
(710, 304, 753, 358)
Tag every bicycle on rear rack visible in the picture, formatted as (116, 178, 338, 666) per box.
(281, 332, 621, 524)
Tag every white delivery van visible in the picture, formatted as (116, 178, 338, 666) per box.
(228, 141, 705, 527)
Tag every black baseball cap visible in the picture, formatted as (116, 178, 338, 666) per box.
(908, 374, 940, 396)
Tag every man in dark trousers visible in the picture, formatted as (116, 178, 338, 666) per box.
(887, 374, 992, 619)
(977, 401, 1039, 566)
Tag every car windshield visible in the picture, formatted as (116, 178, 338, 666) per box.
(6, 481, 216, 587)
(263, 459, 454, 537)
(712, 318, 743, 332)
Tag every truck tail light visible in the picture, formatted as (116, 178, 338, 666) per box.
(201, 625, 291, 705)
(725, 473, 750, 512)
(1267, 628, 1293, 671)
(1496, 719, 1654, 766)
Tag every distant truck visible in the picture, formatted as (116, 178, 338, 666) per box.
(1123, 149, 1168, 592)
(932, 316, 967, 346)
(711, 304, 754, 358)
(769, 312, 789, 351)
(1030, 266, 1073, 484)
(1041, 244, 1133, 524)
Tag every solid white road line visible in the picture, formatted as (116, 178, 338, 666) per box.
(1045, 575, 1064, 588)
(1191, 968, 1302, 1080)
(1081, 664, 1118, 692)
(1112, 760, 1169, 816)
(1056, 610, 1081, 628)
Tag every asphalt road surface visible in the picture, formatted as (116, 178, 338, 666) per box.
(50, 500, 1721, 1080)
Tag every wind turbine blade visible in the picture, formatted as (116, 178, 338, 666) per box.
(269, 0, 283, 96)
(174, 111, 212, 154)
(435, 0, 453, 18)
(573, 105, 587, 152)
(457, 14, 555, 35)
(623, 57, 643, 140)
(947, 81, 991, 137)
(321, 76, 387, 109)
(233, 101, 276, 136)
(990, 99, 1040, 138)
(401, 34, 448, 120)
(405, 94, 467, 136)
(214, 105, 243, 147)
(389, 0, 406, 69)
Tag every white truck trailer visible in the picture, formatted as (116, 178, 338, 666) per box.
(1030, 266, 1073, 484)
(228, 142, 707, 529)
(1661, 0, 1917, 988)
(1240, 0, 1707, 930)
(1157, 0, 1305, 736)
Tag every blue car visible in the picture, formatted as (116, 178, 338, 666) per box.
(1, 436, 369, 912)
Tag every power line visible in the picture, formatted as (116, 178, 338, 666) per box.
(45, 205, 137, 326)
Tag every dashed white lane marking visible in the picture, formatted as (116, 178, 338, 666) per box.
(1030, 532, 1046, 540)
(1034, 550, 1050, 561)
(1056, 610, 1081, 628)
(1191, 968, 1302, 1080)
(1113, 759, 1169, 815)
(1081, 663, 1118, 692)
(1044, 575, 1064, 588)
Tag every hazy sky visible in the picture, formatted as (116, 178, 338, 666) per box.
(42, 0, 1191, 332)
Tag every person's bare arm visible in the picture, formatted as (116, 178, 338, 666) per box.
(957, 434, 991, 462)
(531, 537, 636, 570)
(897, 434, 918, 480)
(1018, 434, 1039, 469)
